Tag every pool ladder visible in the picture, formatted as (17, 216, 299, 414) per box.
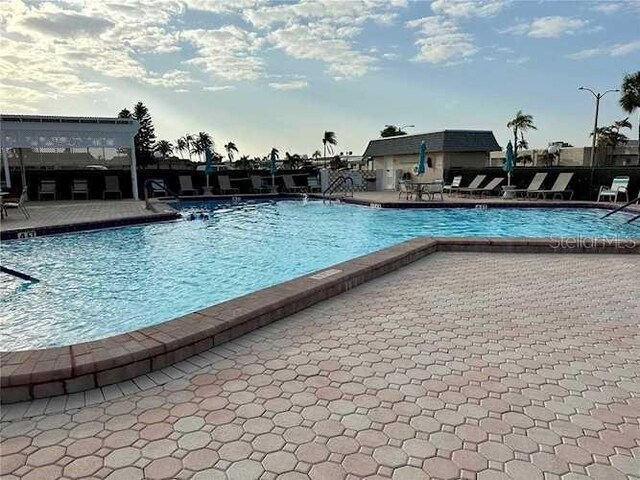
(601, 195, 640, 224)
(144, 179, 180, 210)
(323, 175, 354, 204)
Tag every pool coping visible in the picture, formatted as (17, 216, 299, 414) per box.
(1, 236, 638, 404)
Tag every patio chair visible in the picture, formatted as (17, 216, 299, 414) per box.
(458, 177, 503, 196)
(423, 181, 444, 201)
(398, 181, 414, 200)
(103, 176, 122, 199)
(528, 172, 575, 200)
(3, 187, 30, 219)
(250, 175, 270, 193)
(307, 176, 321, 193)
(149, 179, 167, 197)
(179, 175, 197, 196)
(218, 175, 239, 194)
(71, 179, 89, 200)
(509, 172, 548, 198)
(38, 179, 57, 200)
(283, 174, 306, 193)
(597, 176, 629, 203)
(443, 176, 462, 195)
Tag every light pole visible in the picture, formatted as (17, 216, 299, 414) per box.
(578, 87, 619, 167)
(400, 124, 415, 133)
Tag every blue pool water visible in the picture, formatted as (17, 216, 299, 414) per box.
(1, 200, 638, 350)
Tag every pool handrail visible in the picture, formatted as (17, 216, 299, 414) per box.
(601, 194, 640, 222)
(323, 175, 354, 203)
(144, 179, 179, 209)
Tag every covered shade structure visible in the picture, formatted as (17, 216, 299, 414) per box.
(0, 114, 140, 198)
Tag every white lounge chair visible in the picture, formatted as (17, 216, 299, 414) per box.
(38, 179, 56, 200)
(598, 176, 629, 203)
(452, 175, 486, 195)
(283, 175, 306, 193)
(307, 176, 321, 193)
(458, 177, 503, 196)
(443, 176, 462, 195)
(250, 175, 270, 193)
(179, 176, 197, 196)
(218, 175, 239, 194)
(103, 176, 122, 199)
(528, 172, 575, 200)
(71, 179, 89, 200)
(398, 181, 414, 200)
(149, 179, 167, 197)
(509, 172, 548, 198)
(3, 188, 30, 219)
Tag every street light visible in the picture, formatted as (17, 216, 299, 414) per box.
(578, 86, 619, 167)
(400, 124, 415, 132)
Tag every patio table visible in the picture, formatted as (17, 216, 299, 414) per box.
(411, 181, 444, 201)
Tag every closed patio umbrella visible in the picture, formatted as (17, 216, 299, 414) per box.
(270, 150, 277, 192)
(204, 146, 213, 189)
(503, 140, 515, 187)
(417, 141, 427, 176)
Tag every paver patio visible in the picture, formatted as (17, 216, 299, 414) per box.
(1, 252, 638, 479)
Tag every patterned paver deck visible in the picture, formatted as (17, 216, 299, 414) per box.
(1, 252, 639, 480)
(0, 200, 174, 233)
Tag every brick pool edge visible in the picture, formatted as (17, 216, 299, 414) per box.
(1, 237, 638, 404)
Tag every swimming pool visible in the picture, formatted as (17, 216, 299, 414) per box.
(1, 200, 638, 350)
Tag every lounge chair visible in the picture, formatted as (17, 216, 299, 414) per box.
(452, 175, 486, 195)
(398, 181, 414, 200)
(250, 175, 270, 193)
(2, 188, 30, 219)
(307, 176, 321, 193)
(528, 172, 574, 200)
(458, 177, 504, 196)
(179, 176, 197, 196)
(103, 176, 122, 199)
(71, 179, 89, 200)
(283, 174, 306, 193)
(508, 172, 548, 198)
(149, 179, 166, 197)
(38, 180, 56, 200)
(597, 176, 629, 203)
(218, 175, 239, 194)
(443, 176, 462, 195)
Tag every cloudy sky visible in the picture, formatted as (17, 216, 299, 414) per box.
(1, 0, 638, 157)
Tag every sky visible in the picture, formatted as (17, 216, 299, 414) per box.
(1, 0, 639, 158)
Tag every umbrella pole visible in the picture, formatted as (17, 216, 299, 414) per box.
(271, 173, 275, 193)
(507, 171, 511, 187)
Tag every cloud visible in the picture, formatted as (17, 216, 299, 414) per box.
(268, 80, 309, 90)
(430, 0, 505, 18)
(182, 26, 265, 81)
(145, 70, 196, 88)
(591, 3, 623, 14)
(18, 10, 114, 38)
(203, 85, 236, 92)
(503, 16, 589, 38)
(0, 84, 54, 112)
(267, 23, 376, 79)
(406, 16, 477, 64)
(567, 40, 640, 60)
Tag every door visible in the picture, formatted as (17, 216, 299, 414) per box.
(384, 157, 395, 190)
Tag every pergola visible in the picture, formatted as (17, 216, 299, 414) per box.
(0, 114, 140, 198)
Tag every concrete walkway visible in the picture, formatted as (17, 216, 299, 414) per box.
(1, 252, 638, 479)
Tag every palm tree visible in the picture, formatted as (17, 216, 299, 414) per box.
(322, 131, 337, 168)
(592, 120, 630, 165)
(620, 71, 640, 163)
(176, 138, 187, 159)
(118, 108, 132, 119)
(155, 140, 174, 168)
(312, 150, 321, 161)
(507, 111, 536, 159)
(224, 142, 238, 163)
(179, 134, 194, 161)
(191, 132, 214, 162)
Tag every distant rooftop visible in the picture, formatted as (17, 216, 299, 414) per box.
(363, 130, 501, 157)
(0, 113, 136, 126)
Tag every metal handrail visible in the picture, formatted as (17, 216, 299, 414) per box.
(1, 266, 39, 282)
(601, 195, 640, 221)
(323, 175, 354, 203)
(144, 179, 179, 210)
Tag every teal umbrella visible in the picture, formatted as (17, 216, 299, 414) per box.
(204, 146, 213, 189)
(417, 141, 427, 175)
(270, 150, 277, 192)
(503, 140, 514, 186)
